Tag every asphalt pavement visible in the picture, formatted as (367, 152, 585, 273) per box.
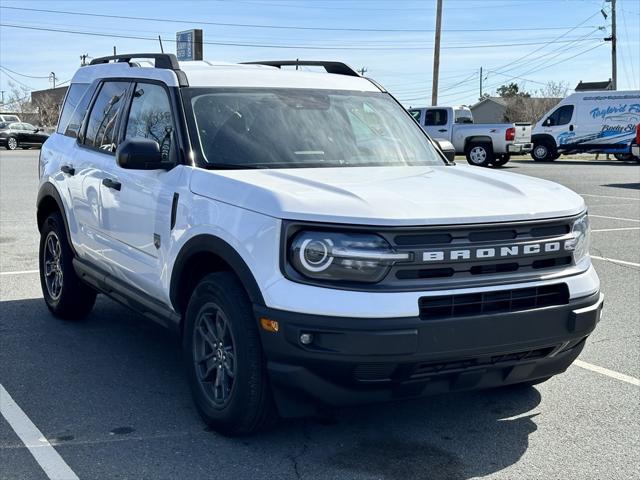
(1, 150, 639, 480)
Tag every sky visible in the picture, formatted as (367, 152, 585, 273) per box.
(0, 0, 639, 108)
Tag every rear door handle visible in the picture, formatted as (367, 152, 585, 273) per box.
(102, 178, 122, 191)
(61, 165, 75, 176)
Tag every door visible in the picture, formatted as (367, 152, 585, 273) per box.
(97, 81, 184, 298)
(422, 108, 450, 140)
(69, 80, 131, 263)
(21, 123, 40, 144)
(540, 104, 575, 149)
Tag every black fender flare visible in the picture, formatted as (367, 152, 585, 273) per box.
(169, 234, 265, 313)
(36, 182, 77, 254)
(464, 136, 493, 151)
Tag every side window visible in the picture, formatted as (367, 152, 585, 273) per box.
(424, 109, 448, 126)
(409, 109, 421, 122)
(83, 81, 130, 153)
(125, 83, 175, 162)
(545, 105, 574, 127)
(23, 123, 36, 131)
(57, 84, 89, 136)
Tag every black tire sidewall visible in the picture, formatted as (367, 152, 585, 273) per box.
(490, 154, 510, 167)
(532, 140, 556, 162)
(183, 272, 270, 434)
(465, 142, 494, 167)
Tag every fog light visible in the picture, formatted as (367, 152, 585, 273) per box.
(300, 333, 314, 345)
(260, 317, 279, 333)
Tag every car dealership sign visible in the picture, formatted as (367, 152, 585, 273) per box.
(176, 29, 203, 61)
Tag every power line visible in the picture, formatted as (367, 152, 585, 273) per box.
(0, 66, 50, 79)
(0, 23, 608, 51)
(0, 67, 36, 90)
(0, 6, 605, 34)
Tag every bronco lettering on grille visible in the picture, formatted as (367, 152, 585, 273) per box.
(421, 240, 568, 263)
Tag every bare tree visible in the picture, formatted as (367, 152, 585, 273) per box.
(2, 82, 33, 115)
(502, 81, 569, 125)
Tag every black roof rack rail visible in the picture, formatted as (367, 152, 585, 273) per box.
(241, 60, 360, 77)
(89, 53, 189, 86)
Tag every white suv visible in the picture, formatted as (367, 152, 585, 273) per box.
(38, 54, 603, 435)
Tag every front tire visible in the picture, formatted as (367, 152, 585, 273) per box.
(183, 272, 276, 436)
(465, 142, 494, 167)
(531, 140, 557, 162)
(39, 211, 96, 319)
(5, 136, 18, 150)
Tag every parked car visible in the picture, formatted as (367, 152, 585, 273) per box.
(37, 54, 602, 435)
(409, 106, 532, 167)
(531, 90, 640, 161)
(0, 114, 21, 122)
(0, 121, 50, 150)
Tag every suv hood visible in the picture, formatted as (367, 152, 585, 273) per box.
(190, 165, 585, 225)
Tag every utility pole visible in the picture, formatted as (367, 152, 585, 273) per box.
(49, 72, 57, 90)
(479, 67, 483, 98)
(610, 0, 617, 89)
(431, 0, 443, 106)
(358, 67, 368, 76)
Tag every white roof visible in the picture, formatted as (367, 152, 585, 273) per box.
(71, 59, 380, 92)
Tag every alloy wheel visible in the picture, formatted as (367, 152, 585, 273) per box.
(469, 146, 487, 164)
(43, 231, 63, 300)
(7, 138, 17, 150)
(193, 303, 236, 407)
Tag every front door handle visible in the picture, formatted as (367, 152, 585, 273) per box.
(102, 178, 122, 191)
(438, 129, 448, 132)
(569, 125, 574, 131)
(61, 165, 75, 176)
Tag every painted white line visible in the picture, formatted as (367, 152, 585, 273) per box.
(579, 193, 640, 201)
(0, 269, 39, 276)
(590, 214, 640, 223)
(0, 384, 79, 480)
(574, 360, 640, 387)
(591, 255, 640, 268)
(591, 227, 640, 232)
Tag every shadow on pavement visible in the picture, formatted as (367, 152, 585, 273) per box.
(602, 183, 640, 191)
(1, 296, 542, 480)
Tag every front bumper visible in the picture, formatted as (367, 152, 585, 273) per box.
(256, 291, 603, 416)
(508, 142, 533, 154)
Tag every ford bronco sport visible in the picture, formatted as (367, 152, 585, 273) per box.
(37, 54, 603, 435)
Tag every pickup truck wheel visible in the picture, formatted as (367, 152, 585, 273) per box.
(184, 272, 276, 436)
(39, 212, 97, 320)
(490, 154, 510, 167)
(465, 142, 494, 167)
(531, 140, 557, 162)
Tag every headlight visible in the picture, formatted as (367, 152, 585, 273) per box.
(289, 231, 410, 283)
(565, 213, 590, 262)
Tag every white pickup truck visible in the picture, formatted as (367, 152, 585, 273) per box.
(409, 106, 532, 167)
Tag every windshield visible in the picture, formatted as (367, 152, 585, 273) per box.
(183, 88, 444, 169)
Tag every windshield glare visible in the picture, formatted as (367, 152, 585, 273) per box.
(185, 88, 444, 169)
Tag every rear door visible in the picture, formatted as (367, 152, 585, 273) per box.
(69, 80, 131, 263)
(422, 108, 450, 140)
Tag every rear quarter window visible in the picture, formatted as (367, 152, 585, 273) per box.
(57, 83, 95, 138)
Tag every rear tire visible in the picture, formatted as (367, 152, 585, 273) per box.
(614, 153, 633, 161)
(39, 211, 97, 320)
(490, 154, 510, 167)
(531, 140, 557, 162)
(465, 142, 494, 167)
(183, 272, 276, 436)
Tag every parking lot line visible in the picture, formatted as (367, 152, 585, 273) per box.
(574, 360, 640, 387)
(591, 227, 640, 232)
(579, 193, 640, 201)
(0, 384, 79, 480)
(589, 214, 640, 223)
(0, 269, 39, 276)
(591, 255, 640, 268)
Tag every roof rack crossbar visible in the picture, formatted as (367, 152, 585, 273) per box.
(241, 60, 360, 77)
(88, 53, 188, 86)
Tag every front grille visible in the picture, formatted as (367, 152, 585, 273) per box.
(384, 216, 578, 289)
(419, 284, 569, 320)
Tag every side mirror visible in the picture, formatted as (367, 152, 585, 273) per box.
(434, 138, 456, 162)
(116, 138, 171, 170)
(34, 128, 41, 133)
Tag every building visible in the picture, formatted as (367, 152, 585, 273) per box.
(469, 97, 508, 123)
(470, 96, 562, 125)
(31, 86, 68, 127)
